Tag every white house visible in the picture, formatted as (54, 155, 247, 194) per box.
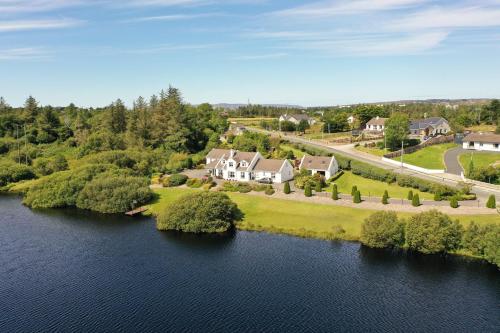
(365, 116, 387, 132)
(347, 115, 356, 125)
(205, 149, 294, 183)
(410, 117, 451, 137)
(463, 133, 500, 152)
(299, 155, 339, 180)
(279, 114, 316, 125)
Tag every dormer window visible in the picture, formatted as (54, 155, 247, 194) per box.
(229, 162, 234, 167)
(241, 161, 247, 167)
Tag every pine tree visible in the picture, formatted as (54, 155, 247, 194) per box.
(407, 190, 414, 201)
(283, 181, 291, 194)
(315, 181, 322, 192)
(486, 195, 496, 209)
(450, 197, 459, 208)
(332, 184, 339, 200)
(23, 95, 39, 123)
(106, 99, 127, 134)
(351, 185, 358, 196)
(382, 190, 389, 205)
(353, 190, 361, 204)
(412, 193, 420, 207)
(0, 97, 10, 113)
(434, 191, 442, 201)
(468, 158, 474, 177)
(304, 183, 312, 197)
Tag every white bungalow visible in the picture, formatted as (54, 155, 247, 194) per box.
(205, 149, 294, 183)
(365, 116, 387, 132)
(279, 114, 316, 125)
(463, 133, 500, 152)
(299, 155, 339, 180)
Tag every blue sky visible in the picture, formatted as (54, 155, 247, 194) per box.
(1, 0, 500, 107)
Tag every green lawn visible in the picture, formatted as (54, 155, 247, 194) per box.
(392, 143, 457, 170)
(459, 151, 500, 174)
(330, 171, 434, 200)
(355, 145, 387, 157)
(149, 188, 500, 241)
(279, 144, 306, 158)
(303, 131, 351, 140)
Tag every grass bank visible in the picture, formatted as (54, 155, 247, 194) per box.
(392, 143, 457, 169)
(149, 187, 500, 241)
(459, 151, 500, 174)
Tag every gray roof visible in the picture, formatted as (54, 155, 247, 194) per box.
(300, 155, 334, 171)
(463, 132, 500, 144)
(253, 159, 285, 172)
(410, 117, 448, 130)
(282, 114, 310, 121)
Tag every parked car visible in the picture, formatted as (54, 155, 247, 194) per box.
(257, 178, 273, 184)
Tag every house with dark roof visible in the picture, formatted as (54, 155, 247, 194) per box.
(410, 117, 451, 137)
(205, 149, 294, 183)
(299, 155, 339, 179)
(463, 132, 500, 152)
(279, 113, 316, 125)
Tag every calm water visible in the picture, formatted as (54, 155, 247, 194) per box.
(0, 195, 499, 332)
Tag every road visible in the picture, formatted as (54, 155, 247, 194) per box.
(246, 127, 500, 201)
(444, 147, 466, 175)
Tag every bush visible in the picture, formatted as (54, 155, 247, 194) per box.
(461, 222, 499, 263)
(350, 160, 396, 183)
(283, 181, 291, 194)
(407, 190, 414, 201)
(351, 185, 358, 196)
(412, 193, 420, 207)
(265, 185, 275, 196)
(434, 191, 442, 201)
(156, 192, 242, 233)
(406, 210, 463, 254)
(353, 190, 361, 204)
(304, 183, 312, 197)
(332, 184, 339, 200)
(360, 211, 405, 248)
(251, 184, 268, 192)
(315, 181, 322, 192)
(0, 162, 36, 186)
(186, 178, 203, 188)
(76, 174, 153, 213)
(33, 155, 68, 176)
(163, 174, 188, 187)
(165, 152, 192, 174)
(382, 190, 389, 205)
(486, 195, 496, 209)
(450, 197, 459, 208)
(221, 181, 252, 193)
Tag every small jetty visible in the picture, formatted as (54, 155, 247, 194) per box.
(125, 206, 148, 216)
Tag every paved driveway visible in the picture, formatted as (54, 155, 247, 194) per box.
(444, 147, 466, 175)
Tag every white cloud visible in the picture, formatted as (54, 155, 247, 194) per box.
(0, 0, 85, 13)
(273, 0, 427, 18)
(0, 18, 83, 32)
(389, 6, 500, 30)
(235, 52, 288, 60)
(0, 47, 49, 60)
(127, 12, 221, 22)
(122, 43, 219, 54)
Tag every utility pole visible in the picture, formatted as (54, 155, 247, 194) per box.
(24, 124, 28, 165)
(16, 125, 20, 165)
(400, 140, 404, 169)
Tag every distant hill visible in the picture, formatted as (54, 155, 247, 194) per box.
(211, 103, 303, 110)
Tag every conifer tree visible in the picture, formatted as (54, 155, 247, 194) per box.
(23, 95, 39, 123)
(351, 185, 358, 196)
(382, 190, 389, 205)
(412, 193, 420, 207)
(283, 181, 291, 194)
(332, 184, 339, 200)
(450, 197, 459, 208)
(315, 181, 322, 192)
(407, 190, 414, 201)
(486, 195, 496, 209)
(353, 190, 361, 204)
(304, 183, 312, 197)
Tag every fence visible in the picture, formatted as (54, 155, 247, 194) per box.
(383, 135, 454, 159)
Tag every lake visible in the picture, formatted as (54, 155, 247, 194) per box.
(0, 195, 499, 332)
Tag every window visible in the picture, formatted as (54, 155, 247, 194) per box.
(229, 162, 234, 167)
(271, 173, 276, 179)
(480, 143, 483, 147)
(229, 172, 235, 178)
(241, 162, 246, 167)
(495, 144, 499, 149)
(241, 172, 245, 178)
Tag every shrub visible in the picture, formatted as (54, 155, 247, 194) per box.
(76, 174, 153, 213)
(315, 181, 322, 192)
(486, 195, 496, 209)
(407, 190, 414, 201)
(33, 155, 68, 176)
(350, 160, 396, 183)
(450, 197, 459, 209)
(202, 183, 215, 191)
(411, 193, 420, 207)
(328, 170, 344, 182)
(221, 181, 252, 193)
(353, 190, 361, 204)
(351, 185, 358, 196)
(406, 210, 463, 254)
(461, 222, 498, 260)
(163, 174, 188, 187)
(0, 162, 36, 186)
(251, 184, 268, 192)
(382, 190, 389, 205)
(165, 152, 191, 173)
(332, 184, 339, 200)
(304, 183, 312, 197)
(283, 181, 291, 194)
(156, 192, 242, 233)
(434, 191, 442, 201)
(360, 211, 405, 248)
(331, 225, 346, 240)
(265, 185, 275, 196)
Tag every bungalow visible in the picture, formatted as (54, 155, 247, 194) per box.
(299, 155, 339, 180)
(463, 133, 500, 152)
(205, 148, 294, 183)
(365, 116, 387, 132)
(279, 113, 316, 125)
(410, 117, 451, 137)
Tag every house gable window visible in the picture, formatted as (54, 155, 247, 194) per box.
(229, 171, 235, 178)
(241, 172, 245, 178)
(271, 173, 276, 179)
(495, 144, 499, 149)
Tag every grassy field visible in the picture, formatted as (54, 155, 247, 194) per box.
(279, 144, 306, 158)
(303, 131, 351, 140)
(329, 171, 434, 200)
(355, 145, 387, 157)
(459, 151, 500, 174)
(392, 143, 457, 170)
(149, 187, 500, 241)
(465, 124, 496, 132)
(228, 117, 276, 126)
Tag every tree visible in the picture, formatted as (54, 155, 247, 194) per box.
(332, 184, 339, 200)
(407, 190, 414, 201)
(280, 120, 296, 132)
(486, 195, 496, 209)
(156, 191, 241, 233)
(296, 119, 310, 133)
(0, 97, 10, 113)
(353, 190, 361, 203)
(482, 99, 500, 124)
(360, 211, 405, 248)
(351, 185, 358, 196)
(406, 210, 463, 254)
(382, 190, 389, 205)
(304, 183, 312, 197)
(23, 96, 39, 123)
(450, 197, 459, 208)
(412, 193, 420, 207)
(128, 96, 152, 147)
(323, 113, 349, 133)
(315, 181, 322, 192)
(106, 99, 127, 134)
(385, 113, 409, 151)
(283, 181, 291, 194)
(467, 158, 474, 178)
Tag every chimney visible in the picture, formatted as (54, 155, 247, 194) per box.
(229, 149, 235, 158)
